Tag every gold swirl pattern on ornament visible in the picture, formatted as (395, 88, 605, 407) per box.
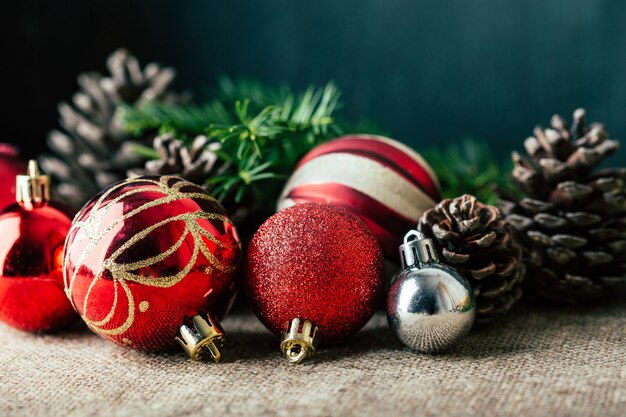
(64, 176, 238, 338)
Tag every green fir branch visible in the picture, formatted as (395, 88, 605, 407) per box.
(120, 78, 343, 207)
(205, 82, 342, 203)
(119, 101, 233, 139)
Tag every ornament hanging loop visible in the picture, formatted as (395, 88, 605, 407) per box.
(177, 313, 225, 363)
(16, 160, 50, 210)
(280, 318, 318, 364)
(399, 230, 439, 268)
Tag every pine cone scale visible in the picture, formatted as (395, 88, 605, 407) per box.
(519, 198, 554, 213)
(551, 234, 587, 249)
(506, 214, 534, 230)
(527, 230, 551, 246)
(441, 248, 470, 264)
(469, 263, 497, 279)
(495, 256, 518, 277)
(479, 278, 510, 298)
(533, 213, 567, 229)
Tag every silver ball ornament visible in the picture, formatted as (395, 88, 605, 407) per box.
(386, 230, 475, 353)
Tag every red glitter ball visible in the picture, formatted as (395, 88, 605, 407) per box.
(64, 176, 241, 352)
(245, 202, 385, 346)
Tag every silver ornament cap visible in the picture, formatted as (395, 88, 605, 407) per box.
(386, 230, 475, 353)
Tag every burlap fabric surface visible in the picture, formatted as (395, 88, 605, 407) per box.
(1, 300, 624, 417)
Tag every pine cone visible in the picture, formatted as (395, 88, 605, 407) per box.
(39, 48, 179, 208)
(499, 108, 626, 304)
(419, 194, 524, 323)
(128, 134, 222, 184)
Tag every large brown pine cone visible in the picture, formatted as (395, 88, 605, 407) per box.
(419, 194, 524, 324)
(499, 108, 626, 304)
(39, 48, 179, 208)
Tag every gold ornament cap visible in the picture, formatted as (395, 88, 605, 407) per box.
(16, 160, 50, 210)
(177, 313, 225, 363)
(280, 318, 318, 364)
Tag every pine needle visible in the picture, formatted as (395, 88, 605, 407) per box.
(424, 137, 517, 205)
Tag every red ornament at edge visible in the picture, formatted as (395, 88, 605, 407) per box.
(0, 144, 26, 211)
(0, 201, 77, 332)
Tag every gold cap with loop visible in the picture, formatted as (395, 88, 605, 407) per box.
(176, 313, 225, 363)
(16, 160, 50, 210)
(280, 318, 318, 364)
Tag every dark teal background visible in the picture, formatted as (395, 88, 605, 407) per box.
(4, 0, 626, 165)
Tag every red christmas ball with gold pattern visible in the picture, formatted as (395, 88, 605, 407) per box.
(63, 176, 241, 361)
(245, 202, 385, 364)
(0, 161, 77, 332)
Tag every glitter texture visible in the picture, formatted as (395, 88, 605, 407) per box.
(245, 202, 385, 346)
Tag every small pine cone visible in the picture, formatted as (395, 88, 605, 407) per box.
(128, 134, 222, 185)
(419, 194, 524, 324)
(39, 48, 179, 208)
(499, 108, 626, 304)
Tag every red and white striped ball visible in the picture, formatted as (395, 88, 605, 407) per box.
(277, 135, 441, 260)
